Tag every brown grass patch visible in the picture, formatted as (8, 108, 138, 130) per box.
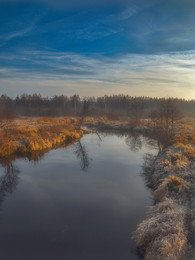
(0, 117, 83, 157)
(136, 198, 187, 260)
(154, 176, 188, 202)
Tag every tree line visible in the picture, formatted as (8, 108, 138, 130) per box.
(0, 93, 195, 118)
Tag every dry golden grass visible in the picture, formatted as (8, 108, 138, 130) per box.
(173, 119, 195, 161)
(175, 118, 195, 144)
(174, 143, 195, 159)
(0, 117, 83, 157)
(83, 116, 130, 125)
(172, 152, 189, 169)
(136, 117, 195, 259)
(136, 198, 187, 260)
(154, 176, 188, 202)
(160, 159, 172, 168)
(183, 144, 195, 159)
(174, 130, 188, 145)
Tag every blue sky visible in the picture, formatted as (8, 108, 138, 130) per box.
(0, 0, 195, 98)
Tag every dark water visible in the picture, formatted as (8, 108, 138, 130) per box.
(0, 133, 157, 260)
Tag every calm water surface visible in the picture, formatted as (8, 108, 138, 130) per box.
(0, 133, 157, 260)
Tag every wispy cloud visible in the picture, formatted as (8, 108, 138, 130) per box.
(0, 12, 45, 48)
(0, 1, 195, 98)
(0, 24, 35, 47)
(0, 50, 195, 99)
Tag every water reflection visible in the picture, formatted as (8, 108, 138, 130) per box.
(0, 130, 157, 171)
(95, 130, 103, 147)
(95, 131, 102, 142)
(125, 133, 143, 152)
(72, 131, 151, 172)
(142, 153, 157, 189)
(0, 158, 20, 209)
(0, 130, 158, 208)
(0, 150, 50, 210)
(25, 150, 47, 163)
(96, 129, 158, 153)
(73, 140, 90, 171)
(0, 131, 158, 260)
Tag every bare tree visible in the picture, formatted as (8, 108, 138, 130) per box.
(70, 94, 80, 115)
(150, 99, 181, 146)
(78, 100, 90, 129)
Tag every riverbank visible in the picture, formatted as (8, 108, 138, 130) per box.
(135, 128, 195, 259)
(136, 143, 195, 259)
(83, 116, 195, 135)
(83, 117, 144, 131)
(0, 117, 84, 158)
(84, 116, 195, 259)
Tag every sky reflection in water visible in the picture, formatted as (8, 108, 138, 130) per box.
(0, 133, 157, 260)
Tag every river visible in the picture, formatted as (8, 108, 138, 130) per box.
(0, 132, 158, 260)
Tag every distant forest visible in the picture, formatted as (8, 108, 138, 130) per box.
(0, 94, 195, 118)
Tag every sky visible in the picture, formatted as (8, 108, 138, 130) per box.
(0, 0, 195, 99)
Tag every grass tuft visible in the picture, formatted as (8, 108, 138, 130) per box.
(154, 176, 188, 202)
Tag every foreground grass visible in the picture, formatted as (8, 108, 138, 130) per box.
(136, 122, 195, 260)
(0, 117, 83, 158)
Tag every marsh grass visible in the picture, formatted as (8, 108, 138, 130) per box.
(136, 198, 187, 260)
(137, 118, 195, 259)
(154, 176, 188, 202)
(0, 117, 83, 157)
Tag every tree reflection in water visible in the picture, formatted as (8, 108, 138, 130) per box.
(74, 140, 90, 171)
(95, 129, 145, 152)
(125, 133, 143, 152)
(0, 158, 20, 209)
(0, 131, 157, 210)
(96, 130, 102, 142)
(0, 150, 48, 210)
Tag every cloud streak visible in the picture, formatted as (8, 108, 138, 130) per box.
(0, 0, 195, 98)
(0, 23, 36, 47)
(0, 11, 45, 47)
(0, 50, 195, 99)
